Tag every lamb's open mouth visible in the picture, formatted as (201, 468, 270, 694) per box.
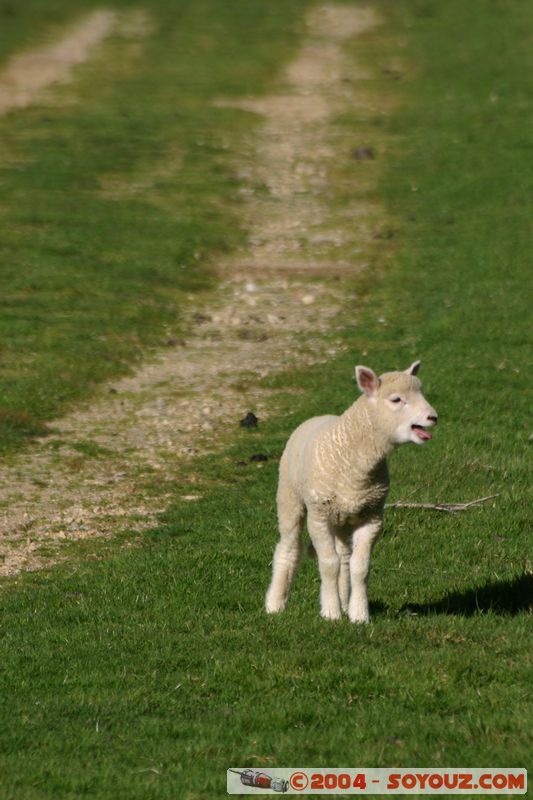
(411, 424, 432, 441)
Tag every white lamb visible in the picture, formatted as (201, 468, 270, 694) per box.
(265, 360, 438, 623)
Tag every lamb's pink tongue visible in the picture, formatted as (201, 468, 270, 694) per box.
(416, 428, 432, 440)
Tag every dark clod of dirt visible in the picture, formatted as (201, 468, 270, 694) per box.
(164, 336, 186, 347)
(250, 453, 268, 462)
(372, 228, 396, 240)
(382, 67, 403, 80)
(192, 312, 210, 324)
(235, 460, 248, 467)
(240, 411, 258, 428)
(237, 328, 268, 342)
(352, 146, 375, 161)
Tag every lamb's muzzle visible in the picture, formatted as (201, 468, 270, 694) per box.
(265, 359, 438, 623)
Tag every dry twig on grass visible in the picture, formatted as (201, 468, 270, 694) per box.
(386, 494, 499, 513)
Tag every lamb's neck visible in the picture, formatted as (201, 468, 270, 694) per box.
(335, 398, 394, 473)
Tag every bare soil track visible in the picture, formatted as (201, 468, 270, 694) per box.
(0, 10, 115, 114)
(0, 4, 383, 576)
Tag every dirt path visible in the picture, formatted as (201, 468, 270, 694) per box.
(0, 4, 382, 576)
(0, 10, 117, 114)
(0, 8, 151, 115)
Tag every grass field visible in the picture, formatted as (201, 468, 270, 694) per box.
(0, 0, 313, 450)
(0, 1, 532, 798)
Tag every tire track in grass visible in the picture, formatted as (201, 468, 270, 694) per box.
(0, 8, 152, 114)
(0, 10, 119, 114)
(0, 4, 383, 576)
(217, 4, 380, 274)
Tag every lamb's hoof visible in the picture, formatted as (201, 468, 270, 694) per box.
(348, 610, 370, 624)
(320, 605, 342, 621)
(265, 595, 286, 614)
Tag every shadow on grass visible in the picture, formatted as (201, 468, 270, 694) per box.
(400, 573, 533, 617)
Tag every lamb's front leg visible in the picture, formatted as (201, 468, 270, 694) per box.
(348, 518, 382, 624)
(335, 529, 352, 614)
(308, 511, 342, 620)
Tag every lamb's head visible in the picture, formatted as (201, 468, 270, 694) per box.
(355, 360, 438, 446)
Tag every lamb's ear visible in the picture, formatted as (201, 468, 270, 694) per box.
(405, 360, 421, 376)
(355, 365, 380, 397)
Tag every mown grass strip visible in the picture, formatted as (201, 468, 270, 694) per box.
(0, 1, 531, 798)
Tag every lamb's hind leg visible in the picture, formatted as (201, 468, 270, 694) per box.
(265, 484, 304, 614)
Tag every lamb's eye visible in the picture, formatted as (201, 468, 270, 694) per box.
(391, 396, 402, 404)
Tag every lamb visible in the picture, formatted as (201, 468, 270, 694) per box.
(265, 360, 438, 623)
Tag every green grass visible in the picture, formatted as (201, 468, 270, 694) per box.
(0, 0, 532, 797)
(0, 0, 313, 450)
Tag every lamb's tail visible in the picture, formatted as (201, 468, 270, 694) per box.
(307, 542, 317, 559)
